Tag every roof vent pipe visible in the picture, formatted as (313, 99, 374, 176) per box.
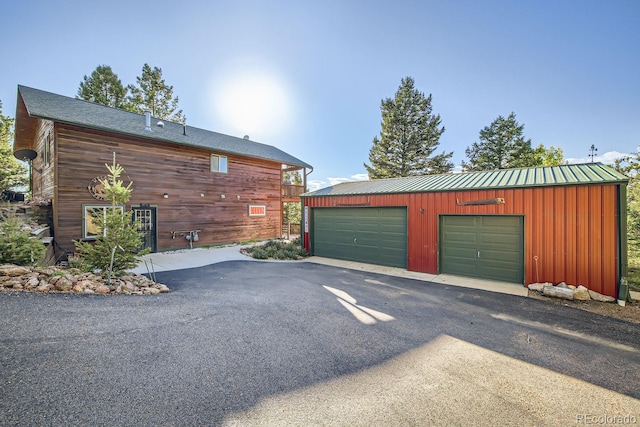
(183, 125, 187, 136)
(144, 111, 151, 132)
(243, 135, 250, 140)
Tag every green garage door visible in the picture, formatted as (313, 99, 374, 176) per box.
(313, 207, 407, 268)
(440, 215, 524, 283)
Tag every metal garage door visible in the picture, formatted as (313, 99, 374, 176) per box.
(440, 215, 524, 283)
(312, 207, 407, 268)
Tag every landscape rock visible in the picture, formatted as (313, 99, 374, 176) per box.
(36, 283, 52, 292)
(543, 284, 574, 300)
(25, 276, 40, 290)
(55, 278, 73, 292)
(573, 285, 591, 301)
(556, 282, 569, 289)
(0, 265, 31, 276)
(588, 290, 616, 303)
(94, 285, 111, 294)
(156, 284, 170, 293)
(527, 283, 547, 292)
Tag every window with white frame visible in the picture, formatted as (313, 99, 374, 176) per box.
(82, 205, 124, 239)
(210, 154, 228, 173)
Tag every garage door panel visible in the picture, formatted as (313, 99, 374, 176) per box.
(312, 207, 407, 268)
(443, 230, 478, 244)
(442, 216, 477, 227)
(440, 215, 523, 283)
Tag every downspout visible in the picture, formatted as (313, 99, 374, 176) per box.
(618, 182, 630, 303)
(302, 166, 314, 249)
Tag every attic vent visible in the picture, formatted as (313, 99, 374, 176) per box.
(243, 135, 250, 140)
(157, 121, 164, 128)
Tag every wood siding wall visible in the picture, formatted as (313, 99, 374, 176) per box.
(53, 124, 282, 254)
(304, 185, 621, 297)
(30, 119, 55, 200)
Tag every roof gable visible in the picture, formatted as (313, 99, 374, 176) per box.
(17, 85, 311, 169)
(304, 163, 628, 197)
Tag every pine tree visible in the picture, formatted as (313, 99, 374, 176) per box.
(364, 77, 453, 179)
(532, 144, 564, 166)
(74, 153, 149, 280)
(77, 65, 128, 108)
(0, 210, 45, 266)
(462, 112, 535, 171)
(0, 101, 27, 193)
(127, 64, 186, 123)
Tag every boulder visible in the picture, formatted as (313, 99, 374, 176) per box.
(25, 276, 40, 290)
(527, 283, 547, 292)
(0, 265, 31, 276)
(556, 282, 569, 289)
(573, 285, 591, 301)
(95, 285, 111, 294)
(54, 278, 73, 292)
(36, 283, 52, 292)
(4, 279, 22, 288)
(588, 290, 616, 303)
(156, 284, 170, 293)
(72, 283, 85, 293)
(543, 284, 574, 300)
(149, 287, 161, 295)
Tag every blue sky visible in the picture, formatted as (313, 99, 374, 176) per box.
(1, 0, 638, 190)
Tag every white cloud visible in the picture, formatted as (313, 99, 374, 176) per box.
(307, 180, 326, 192)
(307, 173, 369, 193)
(566, 150, 630, 165)
(327, 174, 369, 186)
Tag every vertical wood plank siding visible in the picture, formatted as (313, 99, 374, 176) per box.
(30, 119, 55, 200)
(54, 124, 282, 254)
(304, 185, 619, 296)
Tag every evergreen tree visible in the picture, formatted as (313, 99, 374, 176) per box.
(127, 64, 186, 123)
(364, 77, 453, 179)
(532, 144, 564, 166)
(0, 209, 45, 266)
(462, 112, 535, 171)
(615, 154, 640, 244)
(0, 101, 28, 193)
(77, 65, 128, 108)
(74, 153, 149, 280)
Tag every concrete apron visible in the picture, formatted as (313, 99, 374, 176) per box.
(305, 256, 529, 297)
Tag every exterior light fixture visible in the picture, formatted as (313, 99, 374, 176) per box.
(163, 193, 169, 199)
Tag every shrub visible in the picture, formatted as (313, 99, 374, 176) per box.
(0, 212, 45, 266)
(244, 239, 308, 260)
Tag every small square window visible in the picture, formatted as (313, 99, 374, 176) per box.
(211, 154, 228, 173)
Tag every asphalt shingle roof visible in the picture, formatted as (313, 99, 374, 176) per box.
(303, 162, 628, 197)
(18, 85, 312, 169)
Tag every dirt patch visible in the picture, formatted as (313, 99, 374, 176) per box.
(528, 290, 640, 324)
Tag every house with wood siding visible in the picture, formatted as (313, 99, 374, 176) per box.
(12, 85, 312, 259)
(301, 164, 628, 298)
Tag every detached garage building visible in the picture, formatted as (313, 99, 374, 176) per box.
(301, 163, 628, 298)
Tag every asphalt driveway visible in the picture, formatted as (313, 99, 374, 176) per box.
(1, 261, 639, 426)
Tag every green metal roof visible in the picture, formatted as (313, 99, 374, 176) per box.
(17, 85, 312, 169)
(303, 163, 628, 197)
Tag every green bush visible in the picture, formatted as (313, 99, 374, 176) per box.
(244, 239, 308, 260)
(0, 214, 45, 266)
